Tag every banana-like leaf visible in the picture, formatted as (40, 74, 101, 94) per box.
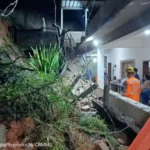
(29, 43, 63, 75)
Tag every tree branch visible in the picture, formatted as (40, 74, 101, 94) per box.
(1, 0, 19, 17)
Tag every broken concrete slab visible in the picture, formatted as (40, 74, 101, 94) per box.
(71, 75, 81, 87)
(94, 88, 104, 98)
(117, 132, 129, 146)
(94, 140, 109, 150)
(78, 84, 98, 99)
(104, 90, 150, 132)
(62, 71, 76, 86)
(81, 105, 90, 112)
(81, 111, 97, 117)
(80, 97, 93, 107)
(80, 98, 89, 103)
(72, 78, 90, 96)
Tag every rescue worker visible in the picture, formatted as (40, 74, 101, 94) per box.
(122, 67, 141, 102)
(134, 68, 140, 81)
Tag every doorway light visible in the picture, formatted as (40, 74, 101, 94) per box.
(93, 40, 99, 46)
(93, 58, 97, 63)
(86, 36, 94, 42)
(144, 30, 150, 35)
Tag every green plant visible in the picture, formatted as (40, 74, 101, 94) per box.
(80, 116, 108, 134)
(29, 44, 63, 76)
(0, 48, 119, 149)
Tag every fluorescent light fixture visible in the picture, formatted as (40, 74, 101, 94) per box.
(86, 36, 94, 42)
(93, 40, 99, 46)
(93, 58, 97, 63)
(145, 30, 150, 35)
(87, 54, 97, 57)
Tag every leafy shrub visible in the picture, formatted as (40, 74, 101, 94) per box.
(80, 116, 108, 134)
(29, 44, 64, 75)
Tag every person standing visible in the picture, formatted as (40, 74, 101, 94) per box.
(122, 67, 141, 102)
(104, 68, 108, 85)
(141, 74, 150, 105)
(134, 68, 140, 81)
(104, 68, 108, 80)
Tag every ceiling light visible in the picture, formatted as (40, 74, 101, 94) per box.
(93, 58, 97, 63)
(86, 36, 94, 42)
(93, 40, 99, 46)
(86, 54, 97, 57)
(145, 30, 150, 35)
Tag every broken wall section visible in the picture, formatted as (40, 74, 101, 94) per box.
(104, 89, 150, 133)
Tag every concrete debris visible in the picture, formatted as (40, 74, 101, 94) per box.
(117, 132, 129, 146)
(110, 106, 140, 133)
(71, 75, 81, 87)
(80, 97, 93, 107)
(81, 105, 90, 112)
(108, 90, 150, 133)
(90, 108, 97, 111)
(78, 84, 98, 99)
(94, 140, 109, 150)
(68, 99, 73, 103)
(81, 111, 97, 117)
(80, 98, 89, 104)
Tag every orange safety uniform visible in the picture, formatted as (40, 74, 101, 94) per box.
(122, 76, 141, 102)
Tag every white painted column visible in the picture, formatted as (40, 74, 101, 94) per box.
(61, 9, 63, 30)
(97, 48, 104, 89)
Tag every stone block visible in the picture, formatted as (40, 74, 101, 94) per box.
(94, 140, 109, 150)
(81, 105, 90, 112)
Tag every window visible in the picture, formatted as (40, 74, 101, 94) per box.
(143, 61, 150, 76)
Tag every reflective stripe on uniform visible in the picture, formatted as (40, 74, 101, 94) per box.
(129, 80, 140, 84)
(123, 76, 141, 102)
(131, 92, 138, 94)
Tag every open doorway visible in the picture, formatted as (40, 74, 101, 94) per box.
(143, 61, 150, 77)
(121, 60, 135, 79)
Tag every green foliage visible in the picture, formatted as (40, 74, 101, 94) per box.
(52, 146, 66, 150)
(29, 44, 63, 76)
(107, 135, 119, 148)
(80, 116, 108, 134)
(0, 46, 119, 149)
(79, 116, 119, 148)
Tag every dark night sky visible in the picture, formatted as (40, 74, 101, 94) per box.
(0, 0, 61, 17)
(0, 0, 61, 9)
(0, 0, 86, 30)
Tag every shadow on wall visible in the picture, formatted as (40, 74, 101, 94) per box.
(6, 9, 85, 31)
(15, 28, 57, 49)
(10, 9, 54, 29)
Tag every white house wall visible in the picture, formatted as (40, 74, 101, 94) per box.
(97, 48, 104, 89)
(106, 38, 150, 80)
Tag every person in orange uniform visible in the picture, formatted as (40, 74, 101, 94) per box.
(122, 67, 141, 102)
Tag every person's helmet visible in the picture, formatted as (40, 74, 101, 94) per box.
(126, 67, 135, 73)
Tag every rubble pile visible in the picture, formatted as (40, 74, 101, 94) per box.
(70, 75, 130, 150)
